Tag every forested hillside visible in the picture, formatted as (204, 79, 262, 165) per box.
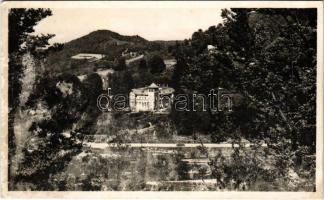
(44, 30, 172, 74)
(170, 9, 316, 150)
(168, 9, 316, 190)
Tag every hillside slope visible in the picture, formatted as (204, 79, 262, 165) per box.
(45, 30, 166, 74)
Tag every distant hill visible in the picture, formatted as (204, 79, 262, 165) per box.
(63, 29, 148, 55)
(45, 30, 171, 75)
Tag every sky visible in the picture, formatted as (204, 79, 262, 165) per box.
(33, 8, 224, 44)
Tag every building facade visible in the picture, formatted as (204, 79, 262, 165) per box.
(129, 83, 174, 112)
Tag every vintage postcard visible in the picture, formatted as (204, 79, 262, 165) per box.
(0, 1, 323, 199)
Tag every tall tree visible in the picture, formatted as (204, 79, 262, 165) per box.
(8, 9, 54, 189)
(9, 8, 53, 112)
(9, 8, 52, 54)
(149, 55, 166, 74)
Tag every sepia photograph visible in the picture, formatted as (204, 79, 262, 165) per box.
(0, 1, 323, 199)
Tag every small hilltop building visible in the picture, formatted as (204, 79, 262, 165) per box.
(71, 53, 105, 62)
(207, 45, 218, 54)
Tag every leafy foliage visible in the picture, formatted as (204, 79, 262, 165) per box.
(8, 8, 58, 189)
(171, 8, 316, 148)
(149, 55, 166, 74)
(170, 8, 316, 190)
(8, 8, 54, 112)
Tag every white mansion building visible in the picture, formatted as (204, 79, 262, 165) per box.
(129, 83, 175, 112)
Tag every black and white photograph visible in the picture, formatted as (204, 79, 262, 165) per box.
(0, 1, 323, 198)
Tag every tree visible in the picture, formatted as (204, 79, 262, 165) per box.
(83, 73, 103, 102)
(114, 57, 127, 71)
(48, 43, 64, 52)
(221, 9, 255, 58)
(80, 73, 104, 133)
(9, 8, 53, 112)
(138, 59, 148, 71)
(213, 8, 316, 190)
(9, 8, 52, 54)
(14, 73, 88, 189)
(148, 55, 166, 74)
(8, 8, 54, 189)
(229, 9, 317, 151)
(109, 70, 134, 95)
(172, 8, 316, 149)
(191, 29, 210, 54)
